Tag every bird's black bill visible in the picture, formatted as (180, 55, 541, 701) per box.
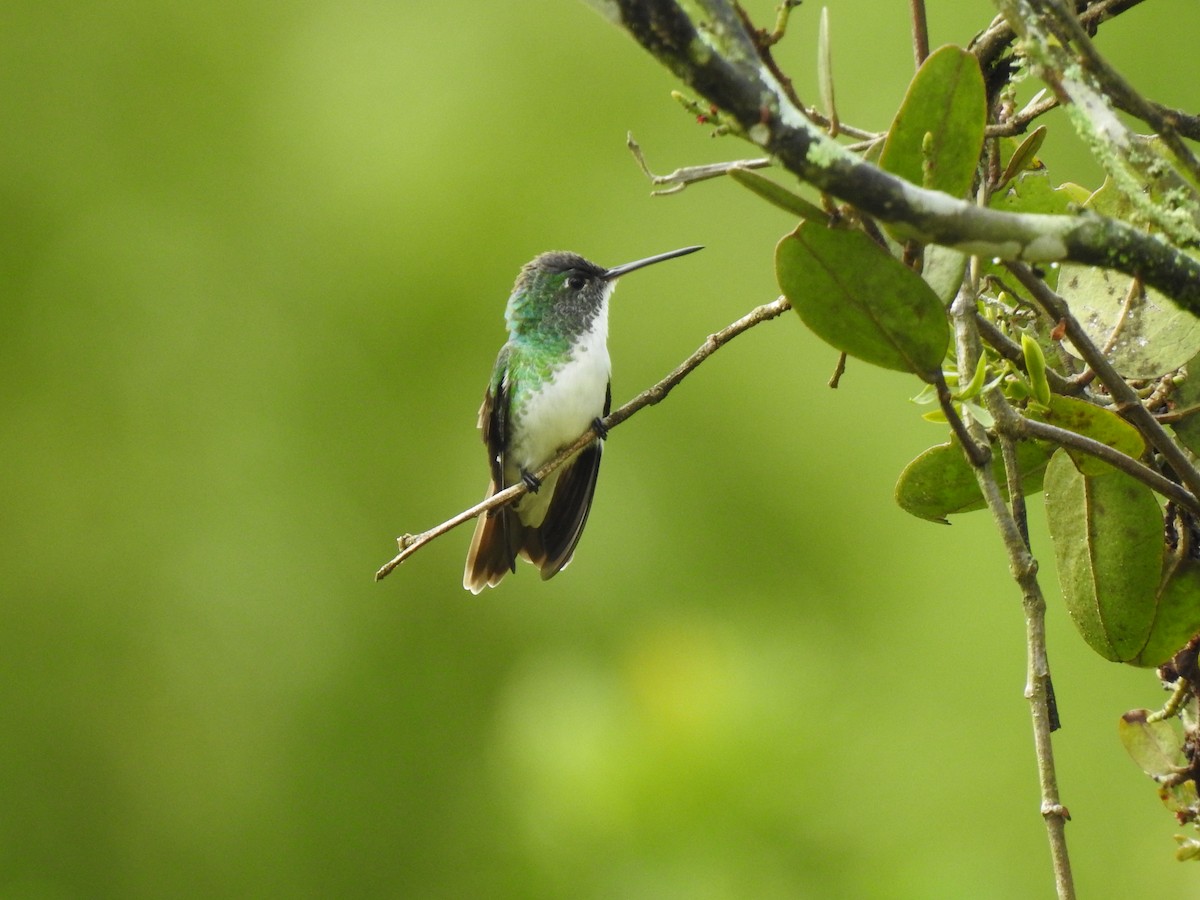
(602, 245, 703, 280)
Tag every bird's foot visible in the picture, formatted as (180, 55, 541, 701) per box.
(521, 470, 542, 492)
(591, 417, 609, 440)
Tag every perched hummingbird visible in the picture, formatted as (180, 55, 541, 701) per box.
(463, 245, 703, 593)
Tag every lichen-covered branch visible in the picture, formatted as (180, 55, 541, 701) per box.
(583, 0, 1200, 310)
(995, 0, 1200, 247)
(971, 0, 1148, 74)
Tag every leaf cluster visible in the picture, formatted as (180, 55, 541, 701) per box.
(601, 1, 1200, 869)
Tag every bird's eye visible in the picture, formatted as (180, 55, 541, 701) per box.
(567, 274, 587, 290)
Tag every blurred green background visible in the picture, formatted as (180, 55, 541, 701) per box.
(4, 1, 1199, 896)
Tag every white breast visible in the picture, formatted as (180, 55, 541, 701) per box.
(508, 315, 610, 472)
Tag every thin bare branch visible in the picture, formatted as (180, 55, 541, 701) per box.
(933, 370, 991, 466)
(758, 0, 802, 47)
(950, 288, 1076, 900)
(627, 132, 770, 195)
(1016, 416, 1200, 516)
(986, 95, 1059, 137)
(909, 0, 930, 67)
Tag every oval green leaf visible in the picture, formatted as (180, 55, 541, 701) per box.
(996, 126, 1047, 192)
(1057, 262, 1200, 379)
(1131, 559, 1200, 667)
(895, 438, 1055, 523)
(1056, 179, 1200, 378)
(1118, 710, 1182, 778)
(990, 172, 1089, 216)
(817, 7, 836, 130)
(1044, 451, 1164, 663)
(777, 223, 950, 377)
(922, 244, 967, 305)
(879, 45, 985, 199)
(1027, 394, 1146, 476)
(1022, 333, 1052, 406)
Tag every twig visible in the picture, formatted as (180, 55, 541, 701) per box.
(759, 0, 802, 47)
(803, 110, 880, 142)
(909, 0, 930, 67)
(986, 95, 1059, 137)
(375, 296, 794, 581)
(628, 133, 770, 195)
(1150, 677, 1193, 723)
(933, 370, 991, 466)
(1141, 101, 1200, 144)
(993, 419, 1061, 734)
(973, 311, 1081, 397)
(999, 430, 1031, 545)
(950, 289, 1076, 900)
(1016, 417, 1200, 517)
(827, 351, 847, 388)
(1156, 402, 1200, 425)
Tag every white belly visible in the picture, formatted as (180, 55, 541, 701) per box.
(507, 322, 610, 525)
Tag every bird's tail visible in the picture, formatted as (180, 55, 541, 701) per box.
(463, 483, 524, 593)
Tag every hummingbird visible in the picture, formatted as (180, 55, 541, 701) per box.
(463, 245, 703, 593)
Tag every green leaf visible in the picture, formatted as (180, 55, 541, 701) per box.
(1170, 352, 1200, 456)
(955, 354, 987, 401)
(1021, 333, 1051, 406)
(1118, 709, 1183, 779)
(895, 438, 1055, 523)
(867, 221, 965, 304)
(921, 407, 948, 424)
(1163, 781, 1200, 816)
(879, 45, 985, 199)
(982, 174, 1088, 290)
(728, 168, 826, 221)
(1054, 179, 1200, 378)
(1174, 836, 1200, 862)
(776, 223, 950, 377)
(1085, 175, 1136, 219)
(1027, 394, 1146, 476)
(922, 244, 967, 305)
(1132, 560, 1200, 667)
(1044, 451, 1164, 663)
(996, 126, 1047, 192)
(1088, 137, 1200, 244)
(989, 172, 1088, 216)
(1057, 262, 1200, 379)
(1136, 134, 1200, 197)
(962, 399, 993, 429)
(817, 7, 836, 131)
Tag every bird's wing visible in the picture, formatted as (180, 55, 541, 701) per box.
(531, 381, 611, 579)
(479, 344, 511, 492)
